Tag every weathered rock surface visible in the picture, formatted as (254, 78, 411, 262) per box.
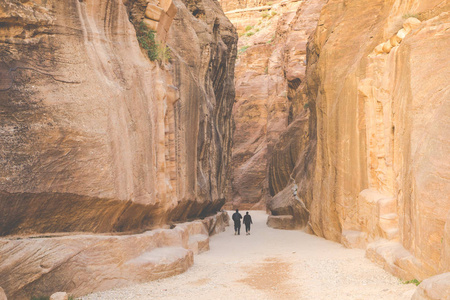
(0, 0, 236, 235)
(266, 215, 295, 230)
(0, 211, 228, 299)
(0, 287, 6, 300)
(268, 0, 450, 281)
(50, 292, 68, 300)
(412, 272, 450, 300)
(225, 0, 324, 210)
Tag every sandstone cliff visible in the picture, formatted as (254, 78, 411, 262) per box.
(225, 0, 324, 209)
(0, 0, 236, 236)
(0, 0, 236, 298)
(267, 0, 450, 281)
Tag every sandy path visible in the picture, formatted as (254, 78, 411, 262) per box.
(82, 211, 417, 300)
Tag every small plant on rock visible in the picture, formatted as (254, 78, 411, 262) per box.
(136, 21, 171, 63)
(136, 21, 158, 61)
(245, 25, 254, 32)
(402, 279, 421, 286)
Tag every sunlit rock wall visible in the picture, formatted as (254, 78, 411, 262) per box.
(225, 0, 324, 210)
(0, 0, 237, 235)
(281, 0, 450, 280)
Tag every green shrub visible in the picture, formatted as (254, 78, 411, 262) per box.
(246, 31, 255, 37)
(136, 21, 158, 61)
(271, 11, 277, 16)
(402, 279, 421, 286)
(262, 12, 269, 18)
(245, 25, 253, 32)
(136, 21, 171, 62)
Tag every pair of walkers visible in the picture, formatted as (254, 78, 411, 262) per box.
(231, 209, 252, 235)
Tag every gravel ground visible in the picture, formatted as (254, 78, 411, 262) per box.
(82, 211, 417, 300)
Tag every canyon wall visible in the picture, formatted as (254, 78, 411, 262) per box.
(0, 0, 236, 298)
(225, 0, 324, 209)
(0, 0, 237, 236)
(266, 0, 450, 280)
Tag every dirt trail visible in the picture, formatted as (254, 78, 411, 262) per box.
(82, 211, 417, 300)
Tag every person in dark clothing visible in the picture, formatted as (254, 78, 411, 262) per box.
(232, 209, 242, 235)
(243, 212, 253, 235)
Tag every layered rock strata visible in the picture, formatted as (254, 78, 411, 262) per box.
(0, 211, 229, 299)
(0, 0, 236, 235)
(0, 0, 236, 297)
(267, 0, 450, 281)
(225, 0, 324, 210)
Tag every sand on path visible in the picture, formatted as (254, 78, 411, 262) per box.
(82, 211, 417, 300)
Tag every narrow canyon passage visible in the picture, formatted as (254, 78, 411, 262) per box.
(82, 211, 416, 300)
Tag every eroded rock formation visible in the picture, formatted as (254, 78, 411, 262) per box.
(0, 0, 236, 298)
(266, 0, 450, 281)
(0, 0, 236, 235)
(0, 212, 229, 299)
(225, 0, 324, 209)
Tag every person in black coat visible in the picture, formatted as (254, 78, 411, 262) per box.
(243, 211, 253, 235)
(232, 209, 242, 235)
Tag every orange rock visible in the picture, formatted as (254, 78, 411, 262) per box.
(0, 287, 6, 300)
(412, 273, 450, 300)
(145, 3, 163, 21)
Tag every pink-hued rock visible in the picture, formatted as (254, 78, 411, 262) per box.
(267, 215, 295, 230)
(0, 212, 228, 299)
(225, 0, 326, 210)
(412, 272, 450, 300)
(0, 0, 236, 236)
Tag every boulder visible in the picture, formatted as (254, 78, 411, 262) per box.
(412, 273, 450, 300)
(0, 212, 228, 299)
(50, 292, 68, 300)
(403, 17, 421, 32)
(267, 215, 295, 230)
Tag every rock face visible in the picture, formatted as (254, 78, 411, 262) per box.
(225, 0, 325, 210)
(0, 0, 236, 298)
(0, 287, 6, 300)
(412, 272, 450, 300)
(0, 0, 236, 235)
(0, 211, 229, 299)
(267, 0, 450, 280)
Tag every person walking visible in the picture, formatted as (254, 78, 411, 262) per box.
(232, 209, 242, 235)
(243, 211, 253, 235)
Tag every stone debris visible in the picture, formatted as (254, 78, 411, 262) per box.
(50, 292, 68, 300)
